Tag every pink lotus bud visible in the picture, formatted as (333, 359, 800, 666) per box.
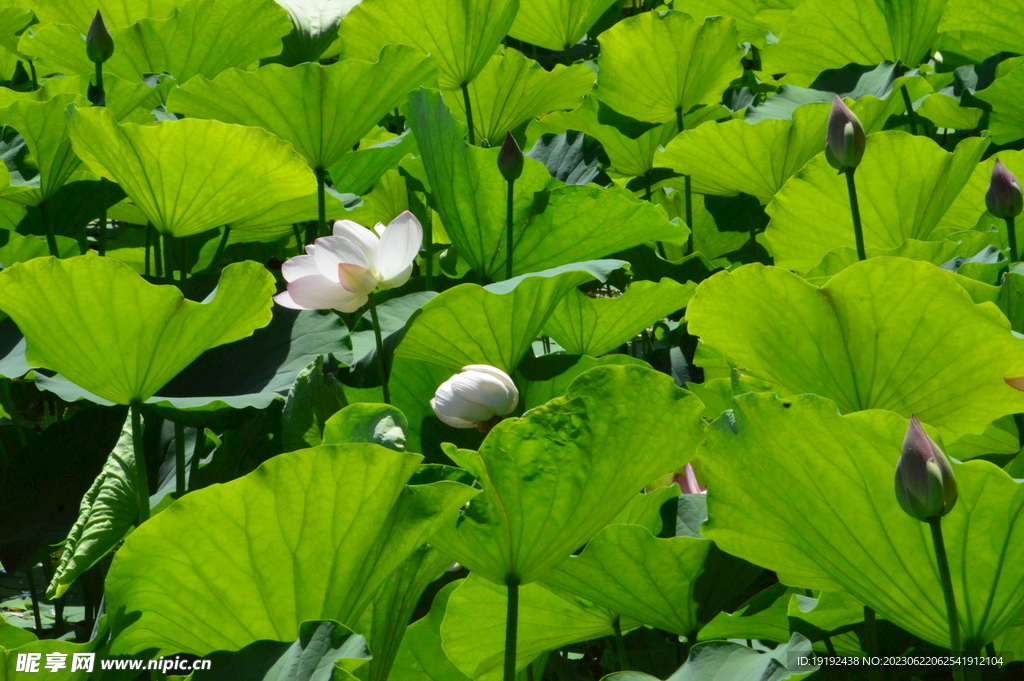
(825, 95, 866, 171)
(894, 416, 957, 522)
(673, 463, 706, 495)
(986, 160, 1023, 220)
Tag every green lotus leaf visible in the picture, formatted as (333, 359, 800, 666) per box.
(520, 355, 647, 410)
(352, 545, 452, 681)
(0, 5, 33, 57)
(166, 45, 435, 171)
(431, 364, 706, 585)
(193, 620, 369, 681)
(45, 417, 140, 600)
(329, 131, 416, 196)
(0, 618, 37, 648)
(20, 0, 292, 85)
(973, 61, 1024, 145)
(687, 258, 1024, 440)
(0, 255, 275, 405)
(28, 0, 178, 30)
(410, 89, 683, 277)
(0, 231, 79, 270)
(273, 0, 359, 66)
(0, 73, 164, 123)
(0, 93, 86, 205)
(915, 93, 983, 131)
(699, 583, 796, 643)
(595, 10, 744, 125)
(676, 0, 772, 46)
(655, 97, 912, 202)
(322, 403, 409, 452)
(763, 131, 988, 273)
(535, 94, 730, 178)
(336, 0, 518, 90)
(701, 392, 1024, 649)
(395, 260, 623, 373)
(282, 355, 348, 452)
(441, 49, 595, 147)
(541, 524, 761, 637)
(388, 581, 471, 681)
(68, 106, 316, 237)
(544, 279, 695, 357)
(760, 0, 947, 75)
(105, 444, 478, 656)
(441, 574, 642, 680)
(507, 0, 617, 51)
(939, 0, 1024, 58)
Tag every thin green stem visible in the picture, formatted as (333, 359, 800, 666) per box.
(845, 168, 867, 261)
(1006, 216, 1017, 263)
(423, 212, 433, 290)
(25, 565, 42, 634)
(29, 61, 37, 90)
(505, 178, 515, 280)
(315, 166, 327, 239)
(929, 518, 963, 681)
(131, 403, 150, 523)
(180, 235, 188, 280)
(153, 229, 163, 278)
(163, 233, 173, 280)
(612, 615, 630, 671)
(190, 427, 204, 486)
(40, 201, 58, 257)
(94, 61, 104, 105)
(679, 631, 698, 665)
(145, 224, 152, 276)
(900, 84, 918, 136)
(684, 174, 694, 254)
(97, 178, 108, 256)
(368, 292, 390, 404)
(863, 606, 881, 681)
(461, 83, 475, 145)
(292, 223, 303, 255)
(504, 576, 520, 681)
(214, 226, 231, 266)
(174, 422, 186, 496)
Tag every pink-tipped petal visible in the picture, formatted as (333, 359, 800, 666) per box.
(273, 290, 308, 309)
(313, 235, 372, 282)
(378, 211, 422, 283)
(1005, 377, 1024, 391)
(337, 262, 379, 296)
(280, 254, 320, 283)
(287, 274, 367, 312)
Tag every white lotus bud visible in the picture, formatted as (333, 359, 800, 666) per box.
(430, 365, 519, 430)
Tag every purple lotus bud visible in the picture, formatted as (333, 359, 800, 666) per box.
(985, 160, 1023, 220)
(498, 132, 523, 183)
(86, 11, 114, 65)
(825, 95, 866, 172)
(894, 416, 957, 522)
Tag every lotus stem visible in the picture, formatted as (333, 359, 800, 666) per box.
(900, 84, 918, 136)
(145, 224, 152, 276)
(131, 403, 150, 522)
(315, 166, 327, 239)
(163, 233, 173, 280)
(97, 178, 108, 256)
(462, 83, 475, 145)
(674, 107, 695, 255)
(844, 168, 867, 261)
(40, 201, 57, 257)
(504, 575, 520, 681)
(292, 223, 303, 256)
(25, 565, 42, 633)
(174, 421, 186, 496)
(612, 615, 630, 671)
(862, 606, 881, 681)
(1006, 217, 1018, 263)
(190, 427, 204, 482)
(929, 517, 964, 681)
(153, 230, 163, 278)
(94, 61, 104, 106)
(505, 177, 515, 280)
(368, 292, 390, 404)
(424, 212, 433, 290)
(29, 61, 37, 90)
(214, 226, 231, 266)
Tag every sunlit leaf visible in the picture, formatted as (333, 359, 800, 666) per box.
(0, 256, 275, 405)
(68, 105, 316, 237)
(105, 444, 477, 656)
(939, 0, 1024, 57)
(973, 61, 1024, 145)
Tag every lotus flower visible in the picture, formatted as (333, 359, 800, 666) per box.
(431, 365, 519, 430)
(985, 160, 1023, 220)
(894, 415, 958, 522)
(825, 95, 866, 171)
(274, 211, 422, 312)
(87, 11, 114, 64)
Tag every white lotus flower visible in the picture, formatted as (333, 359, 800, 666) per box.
(431, 365, 519, 429)
(274, 211, 422, 312)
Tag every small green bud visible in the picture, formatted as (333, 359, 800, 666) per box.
(498, 132, 523, 183)
(87, 11, 114, 65)
(894, 415, 958, 522)
(825, 95, 866, 172)
(985, 159, 1023, 220)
